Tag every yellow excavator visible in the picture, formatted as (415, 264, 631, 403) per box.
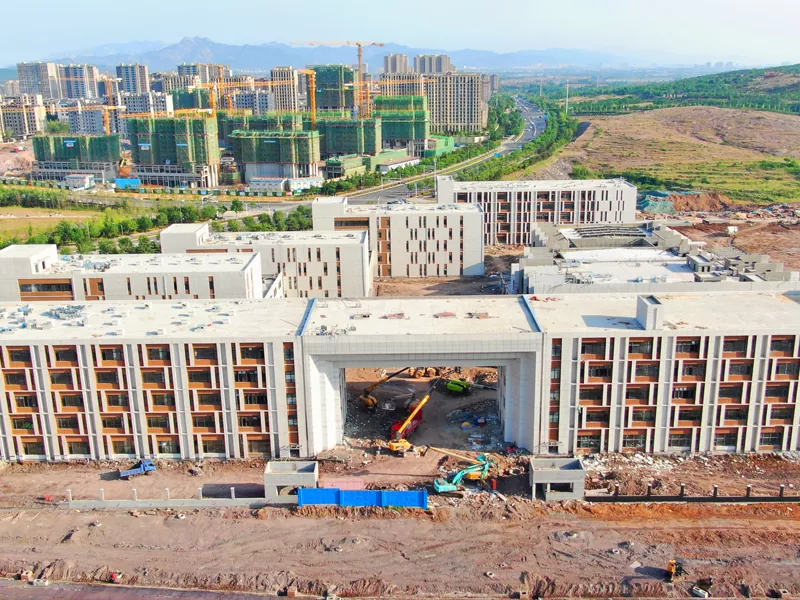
(357, 367, 410, 409)
(388, 378, 439, 454)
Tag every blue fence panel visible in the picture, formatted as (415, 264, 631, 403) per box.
(382, 490, 428, 509)
(298, 488, 428, 509)
(340, 490, 381, 507)
(297, 488, 339, 506)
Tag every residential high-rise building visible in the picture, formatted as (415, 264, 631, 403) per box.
(59, 64, 100, 99)
(115, 64, 150, 94)
(270, 66, 299, 113)
(383, 53, 411, 74)
(310, 65, 356, 112)
(177, 63, 232, 84)
(16, 62, 62, 99)
(97, 77, 121, 98)
(0, 95, 47, 137)
(159, 74, 201, 94)
(414, 54, 453, 74)
(229, 90, 276, 115)
(424, 72, 488, 133)
(1, 80, 21, 97)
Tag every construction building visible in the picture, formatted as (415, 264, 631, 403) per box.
(228, 90, 276, 115)
(160, 223, 371, 299)
(0, 245, 270, 302)
(270, 67, 300, 113)
(312, 197, 484, 278)
(217, 112, 303, 145)
(437, 176, 638, 245)
(115, 64, 150, 94)
(16, 62, 62, 100)
(31, 134, 121, 183)
(52, 100, 110, 135)
(176, 63, 232, 84)
(171, 88, 211, 110)
(384, 54, 412, 74)
(3, 290, 800, 461)
(120, 92, 174, 117)
(317, 117, 381, 158)
(310, 65, 356, 112)
(230, 129, 321, 180)
(158, 74, 202, 94)
(373, 95, 430, 156)
(126, 115, 220, 188)
(0, 95, 48, 138)
(59, 64, 100, 99)
(414, 54, 454, 74)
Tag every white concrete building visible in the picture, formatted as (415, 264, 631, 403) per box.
(159, 223, 371, 299)
(437, 176, 638, 245)
(1, 95, 47, 138)
(17, 62, 62, 99)
(2, 80, 21, 97)
(59, 64, 100, 99)
(121, 92, 173, 115)
(384, 54, 411, 74)
(229, 90, 276, 115)
(0, 245, 268, 302)
(116, 64, 150, 94)
(414, 54, 454, 74)
(270, 67, 299, 113)
(312, 197, 484, 278)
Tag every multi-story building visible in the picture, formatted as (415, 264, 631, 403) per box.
(490, 74, 501, 94)
(270, 67, 299, 113)
(2, 80, 21, 97)
(115, 64, 150, 94)
(98, 77, 121, 98)
(414, 54, 453, 74)
(424, 73, 488, 133)
(383, 54, 411, 74)
(437, 176, 638, 245)
(16, 62, 62, 99)
(159, 223, 371, 298)
(53, 100, 108, 135)
(0, 95, 47, 138)
(158, 74, 201, 94)
(120, 92, 174, 116)
(177, 63, 232, 84)
(59, 64, 100, 99)
(229, 90, 276, 115)
(0, 245, 268, 302)
(312, 197, 484, 278)
(3, 290, 799, 462)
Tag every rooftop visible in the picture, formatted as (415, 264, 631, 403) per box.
(200, 230, 368, 247)
(439, 175, 636, 191)
(0, 245, 52, 259)
(40, 253, 260, 275)
(343, 201, 481, 215)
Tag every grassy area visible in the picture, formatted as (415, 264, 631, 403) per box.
(0, 206, 106, 239)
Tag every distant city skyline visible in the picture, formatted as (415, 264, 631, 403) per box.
(1, 0, 798, 66)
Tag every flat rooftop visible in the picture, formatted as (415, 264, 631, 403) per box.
(342, 202, 481, 215)
(0, 299, 309, 341)
(201, 230, 368, 247)
(40, 253, 260, 275)
(530, 292, 800, 333)
(440, 176, 635, 191)
(304, 296, 540, 336)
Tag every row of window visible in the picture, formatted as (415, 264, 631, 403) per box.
(577, 430, 785, 449)
(18, 437, 272, 457)
(578, 338, 794, 359)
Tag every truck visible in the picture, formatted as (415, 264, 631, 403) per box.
(119, 459, 157, 480)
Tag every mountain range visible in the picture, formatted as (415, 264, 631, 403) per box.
(35, 37, 629, 73)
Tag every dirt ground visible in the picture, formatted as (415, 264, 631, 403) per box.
(673, 221, 800, 270)
(0, 142, 34, 177)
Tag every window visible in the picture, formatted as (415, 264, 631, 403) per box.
(585, 410, 609, 423)
(579, 387, 603, 401)
(248, 439, 270, 454)
(142, 371, 166, 385)
(188, 370, 212, 384)
(23, 442, 45, 455)
(680, 409, 702, 422)
(12, 417, 33, 430)
(288, 416, 298, 427)
(581, 341, 605, 356)
(668, 432, 692, 447)
(102, 416, 123, 429)
(198, 393, 221, 407)
(147, 416, 169, 429)
(101, 348, 124, 362)
(19, 282, 71, 293)
(239, 415, 260, 428)
(5, 372, 26, 386)
(776, 362, 800, 376)
(15, 394, 38, 408)
(283, 347, 294, 362)
(628, 341, 653, 355)
(235, 370, 258, 384)
(551, 343, 562, 358)
(57, 416, 78, 429)
(8, 349, 31, 363)
(682, 363, 706, 377)
(50, 371, 72, 386)
(771, 407, 794, 420)
(193, 415, 215, 428)
(550, 367, 561, 381)
(147, 347, 170, 361)
(725, 408, 748, 421)
(626, 387, 648, 400)
(202, 439, 225, 453)
(286, 393, 297, 406)
(723, 339, 747, 353)
(672, 386, 695, 400)
(107, 393, 129, 407)
(729, 363, 753, 376)
(548, 411, 559, 423)
(55, 348, 78, 362)
(193, 346, 217, 361)
(632, 409, 656, 422)
(622, 434, 645, 448)
(285, 371, 296, 383)
(96, 371, 119, 386)
(241, 346, 264, 360)
(635, 364, 659, 378)
(549, 389, 560, 402)
(158, 440, 179, 453)
(676, 339, 700, 354)
(715, 432, 738, 447)
(766, 384, 790, 399)
(60, 394, 83, 408)
(588, 365, 612, 378)
(244, 392, 268, 405)
(113, 440, 135, 454)
(153, 393, 176, 407)
(577, 435, 601, 449)
(718, 385, 742, 399)
(771, 338, 794, 353)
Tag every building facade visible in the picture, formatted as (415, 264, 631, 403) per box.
(115, 64, 150, 94)
(59, 64, 100, 99)
(270, 67, 299, 113)
(0, 95, 47, 138)
(384, 54, 411, 74)
(229, 90, 276, 115)
(16, 62, 62, 99)
(425, 73, 488, 133)
(414, 54, 454, 74)
(159, 223, 371, 299)
(312, 197, 485, 278)
(2, 80, 21, 97)
(437, 176, 638, 245)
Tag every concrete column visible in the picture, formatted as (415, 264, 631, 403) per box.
(99, 489, 105, 501)
(131, 488, 137, 501)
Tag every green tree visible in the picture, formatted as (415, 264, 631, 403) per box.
(241, 216, 259, 231)
(210, 221, 225, 233)
(118, 237, 134, 253)
(200, 205, 218, 221)
(226, 220, 242, 232)
(136, 216, 154, 232)
(136, 235, 155, 254)
(44, 121, 70, 134)
(230, 199, 244, 213)
(97, 239, 118, 254)
(76, 239, 95, 254)
(272, 210, 286, 231)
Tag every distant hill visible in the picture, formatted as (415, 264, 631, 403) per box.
(42, 36, 626, 73)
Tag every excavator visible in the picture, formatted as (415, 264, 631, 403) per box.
(421, 446, 495, 493)
(356, 367, 410, 409)
(666, 559, 688, 583)
(388, 379, 439, 454)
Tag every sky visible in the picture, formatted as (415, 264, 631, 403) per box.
(1, 0, 798, 66)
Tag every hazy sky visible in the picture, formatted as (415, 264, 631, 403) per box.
(1, 0, 797, 66)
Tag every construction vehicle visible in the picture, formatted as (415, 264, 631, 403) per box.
(357, 367, 410, 409)
(666, 559, 687, 583)
(422, 446, 495, 493)
(388, 379, 439, 454)
(119, 459, 156, 480)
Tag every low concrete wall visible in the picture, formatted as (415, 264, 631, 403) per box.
(64, 486, 299, 510)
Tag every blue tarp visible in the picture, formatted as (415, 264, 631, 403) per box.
(298, 488, 428, 509)
(115, 178, 141, 190)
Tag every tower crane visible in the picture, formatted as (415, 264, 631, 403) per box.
(293, 40, 385, 118)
